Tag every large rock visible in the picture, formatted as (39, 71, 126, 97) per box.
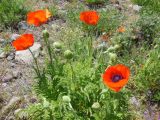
(15, 42, 41, 64)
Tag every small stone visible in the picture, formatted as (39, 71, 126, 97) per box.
(2, 74, 13, 82)
(51, 24, 59, 30)
(129, 96, 140, 107)
(10, 63, 16, 68)
(2, 83, 7, 87)
(11, 34, 20, 41)
(0, 52, 6, 59)
(18, 21, 28, 30)
(29, 97, 37, 103)
(12, 70, 22, 79)
(7, 53, 15, 61)
(133, 5, 142, 12)
(7, 56, 13, 60)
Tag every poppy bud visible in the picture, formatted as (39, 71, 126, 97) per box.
(42, 29, 49, 38)
(109, 53, 117, 61)
(64, 50, 73, 59)
(91, 102, 100, 109)
(154, 45, 158, 49)
(113, 44, 121, 50)
(107, 46, 115, 52)
(62, 96, 71, 103)
(43, 98, 50, 108)
(53, 42, 62, 49)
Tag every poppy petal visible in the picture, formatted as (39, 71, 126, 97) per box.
(12, 34, 34, 51)
(45, 9, 51, 18)
(114, 64, 130, 79)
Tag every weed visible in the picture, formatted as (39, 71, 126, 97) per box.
(0, 0, 28, 30)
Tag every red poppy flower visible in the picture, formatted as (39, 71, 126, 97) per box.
(102, 64, 130, 92)
(27, 9, 51, 26)
(80, 10, 99, 25)
(12, 34, 34, 51)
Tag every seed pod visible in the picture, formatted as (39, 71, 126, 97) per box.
(113, 44, 121, 50)
(107, 46, 115, 52)
(64, 50, 73, 59)
(42, 29, 49, 38)
(109, 52, 117, 61)
(53, 42, 62, 49)
(92, 102, 100, 109)
(62, 96, 71, 103)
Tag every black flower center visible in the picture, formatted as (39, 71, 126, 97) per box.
(112, 75, 123, 82)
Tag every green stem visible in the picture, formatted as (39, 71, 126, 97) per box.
(88, 32, 93, 57)
(44, 37, 53, 65)
(69, 61, 74, 82)
(43, 36, 57, 78)
(69, 61, 76, 91)
(28, 48, 40, 77)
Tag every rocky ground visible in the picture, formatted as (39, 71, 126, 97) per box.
(0, 0, 159, 119)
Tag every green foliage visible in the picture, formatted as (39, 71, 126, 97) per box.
(132, 0, 160, 13)
(136, 11, 160, 43)
(48, 6, 58, 17)
(66, 2, 85, 27)
(135, 43, 160, 102)
(0, 0, 28, 29)
(85, 0, 108, 3)
(24, 92, 131, 120)
(98, 7, 123, 32)
(129, 3, 160, 103)
(24, 26, 131, 119)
